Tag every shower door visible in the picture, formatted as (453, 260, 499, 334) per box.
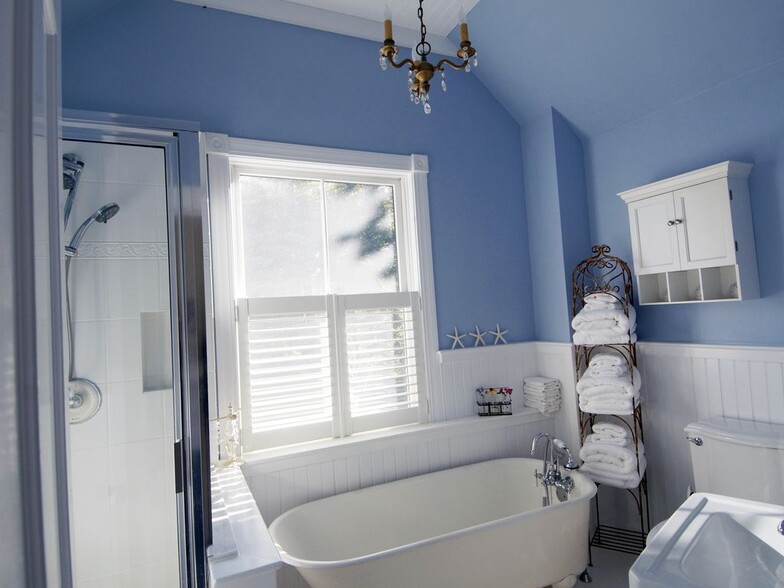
(61, 118, 211, 587)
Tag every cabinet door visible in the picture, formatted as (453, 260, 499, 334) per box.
(674, 178, 736, 269)
(628, 193, 681, 274)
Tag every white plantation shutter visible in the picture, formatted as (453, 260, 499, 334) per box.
(341, 293, 422, 434)
(237, 297, 336, 449)
(238, 293, 424, 449)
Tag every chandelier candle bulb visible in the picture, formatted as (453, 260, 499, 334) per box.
(460, 22, 469, 44)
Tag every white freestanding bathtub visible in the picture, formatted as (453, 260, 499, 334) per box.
(269, 457, 597, 588)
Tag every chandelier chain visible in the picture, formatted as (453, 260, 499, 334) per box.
(416, 0, 431, 59)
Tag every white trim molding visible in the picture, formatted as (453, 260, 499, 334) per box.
(205, 134, 441, 447)
(618, 161, 754, 203)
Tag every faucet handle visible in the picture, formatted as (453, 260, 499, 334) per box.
(553, 438, 580, 470)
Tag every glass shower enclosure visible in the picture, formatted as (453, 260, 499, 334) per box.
(61, 114, 212, 587)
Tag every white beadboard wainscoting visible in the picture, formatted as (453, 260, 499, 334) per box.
(234, 339, 784, 588)
(636, 341, 784, 528)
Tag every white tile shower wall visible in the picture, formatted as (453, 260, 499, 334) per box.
(64, 140, 179, 588)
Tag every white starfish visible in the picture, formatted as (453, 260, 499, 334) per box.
(447, 327, 466, 349)
(490, 323, 509, 344)
(468, 325, 487, 347)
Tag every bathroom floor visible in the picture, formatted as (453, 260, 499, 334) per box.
(579, 547, 637, 587)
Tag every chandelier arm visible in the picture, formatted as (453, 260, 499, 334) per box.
(387, 56, 416, 70)
(435, 58, 468, 71)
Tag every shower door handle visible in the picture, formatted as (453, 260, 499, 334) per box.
(173, 439, 184, 494)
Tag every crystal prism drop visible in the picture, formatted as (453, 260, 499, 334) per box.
(472, 55, 479, 68)
(414, 95, 420, 104)
(441, 78, 447, 92)
(465, 61, 472, 73)
(424, 101, 431, 114)
(410, 92, 415, 102)
(379, 56, 388, 71)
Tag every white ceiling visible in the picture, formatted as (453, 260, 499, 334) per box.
(173, 0, 482, 54)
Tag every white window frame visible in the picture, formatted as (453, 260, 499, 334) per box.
(204, 133, 442, 453)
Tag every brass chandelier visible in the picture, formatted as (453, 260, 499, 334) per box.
(379, 0, 478, 114)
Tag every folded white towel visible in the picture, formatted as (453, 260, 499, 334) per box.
(589, 353, 626, 368)
(524, 399, 561, 415)
(525, 392, 562, 403)
(579, 439, 643, 474)
(592, 421, 628, 438)
(580, 454, 647, 489)
(572, 306, 636, 334)
(576, 367, 641, 395)
(573, 330, 638, 345)
(579, 396, 639, 415)
(524, 377, 560, 386)
(584, 433, 629, 447)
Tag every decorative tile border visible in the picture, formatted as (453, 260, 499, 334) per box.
(76, 241, 168, 259)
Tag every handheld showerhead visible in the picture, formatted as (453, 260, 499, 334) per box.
(65, 203, 120, 256)
(95, 203, 120, 223)
(63, 154, 85, 229)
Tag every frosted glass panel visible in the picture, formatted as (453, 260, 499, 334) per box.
(238, 175, 326, 297)
(325, 182, 399, 294)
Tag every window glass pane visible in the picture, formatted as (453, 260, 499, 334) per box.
(324, 182, 399, 294)
(238, 175, 326, 297)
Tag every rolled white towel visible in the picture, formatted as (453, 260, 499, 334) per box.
(572, 306, 636, 334)
(573, 330, 637, 345)
(589, 353, 626, 368)
(592, 421, 628, 438)
(577, 368, 642, 395)
(580, 454, 647, 489)
(584, 433, 629, 447)
(579, 396, 638, 415)
(584, 364, 628, 378)
(583, 292, 623, 310)
(579, 439, 643, 474)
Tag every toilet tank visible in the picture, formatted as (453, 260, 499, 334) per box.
(685, 416, 784, 505)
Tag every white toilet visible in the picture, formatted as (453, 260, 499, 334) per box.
(647, 415, 784, 543)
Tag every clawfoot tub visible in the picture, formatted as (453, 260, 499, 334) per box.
(269, 457, 597, 588)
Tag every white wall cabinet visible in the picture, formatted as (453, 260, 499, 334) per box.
(619, 162, 759, 305)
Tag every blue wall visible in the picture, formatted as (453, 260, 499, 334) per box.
(521, 108, 592, 342)
(521, 112, 567, 341)
(62, 0, 535, 349)
(585, 61, 784, 345)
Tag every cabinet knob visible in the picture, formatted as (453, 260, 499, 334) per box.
(673, 218, 683, 225)
(667, 220, 675, 226)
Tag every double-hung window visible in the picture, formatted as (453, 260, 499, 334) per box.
(222, 153, 432, 451)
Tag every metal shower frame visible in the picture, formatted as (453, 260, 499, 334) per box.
(61, 110, 213, 587)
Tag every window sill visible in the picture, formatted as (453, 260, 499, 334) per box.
(239, 408, 553, 474)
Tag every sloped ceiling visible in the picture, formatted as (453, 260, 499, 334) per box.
(62, 0, 784, 136)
